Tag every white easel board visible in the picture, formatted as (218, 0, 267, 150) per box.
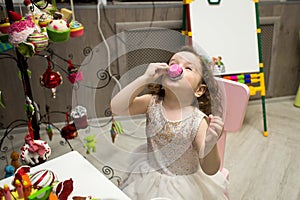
(190, 0, 260, 75)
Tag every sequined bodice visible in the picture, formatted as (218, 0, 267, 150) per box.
(146, 96, 206, 176)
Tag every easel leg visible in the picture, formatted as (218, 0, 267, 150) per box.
(261, 96, 268, 137)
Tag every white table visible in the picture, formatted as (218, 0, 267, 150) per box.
(0, 151, 131, 200)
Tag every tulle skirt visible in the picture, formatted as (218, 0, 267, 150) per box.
(119, 144, 229, 200)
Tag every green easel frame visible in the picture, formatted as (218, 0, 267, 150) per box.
(182, 0, 268, 137)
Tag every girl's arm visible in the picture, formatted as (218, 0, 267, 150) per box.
(111, 63, 169, 116)
(200, 145, 221, 176)
(194, 116, 223, 175)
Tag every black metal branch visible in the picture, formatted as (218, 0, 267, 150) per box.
(39, 121, 74, 151)
(0, 119, 28, 151)
(39, 111, 71, 123)
(30, 0, 48, 10)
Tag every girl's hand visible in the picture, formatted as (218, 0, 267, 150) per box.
(143, 63, 169, 82)
(202, 115, 224, 158)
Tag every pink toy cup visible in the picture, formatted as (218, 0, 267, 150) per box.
(168, 64, 183, 80)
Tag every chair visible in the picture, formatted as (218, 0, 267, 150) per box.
(215, 77, 250, 179)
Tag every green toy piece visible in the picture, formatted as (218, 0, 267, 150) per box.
(28, 186, 52, 200)
(84, 134, 96, 154)
(0, 34, 13, 53)
(17, 42, 35, 58)
(18, 69, 32, 80)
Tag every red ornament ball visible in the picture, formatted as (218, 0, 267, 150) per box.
(40, 68, 62, 89)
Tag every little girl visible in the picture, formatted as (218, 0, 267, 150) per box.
(111, 46, 228, 199)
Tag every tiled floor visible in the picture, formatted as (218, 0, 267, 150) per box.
(1, 96, 299, 200)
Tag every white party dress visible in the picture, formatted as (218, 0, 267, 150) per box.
(120, 95, 229, 200)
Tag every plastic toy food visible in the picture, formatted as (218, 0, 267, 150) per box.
(30, 169, 58, 188)
(20, 134, 51, 166)
(168, 64, 183, 81)
(1, 165, 71, 200)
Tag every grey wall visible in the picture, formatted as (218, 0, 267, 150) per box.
(259, 2, 300, 97)
(0, 2, 299, 129)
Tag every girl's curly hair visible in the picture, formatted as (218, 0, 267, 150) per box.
(148, 45, 223, 117)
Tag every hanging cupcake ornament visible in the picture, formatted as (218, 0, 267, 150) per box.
(69, 0, 84, 37)
(7, 11, 42, 57)
(26, 29, 49, 53)
(46, 12, 70, 42)
(40, 57, 63, 98)
(71, 105, 88, 129)
(69, 20, 84, 37)
(0, 18, 10, 34)
(0, 0, 10, 34)
(0, 17, 10, 34)
(8, 11, 35, 46)
(38, 13, 52, 28)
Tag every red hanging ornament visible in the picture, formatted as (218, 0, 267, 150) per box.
(40, 57, 63, 98)
(67, 59, 83, 84)
(61, 123, 77, 140)
(61, 113, 78, 140)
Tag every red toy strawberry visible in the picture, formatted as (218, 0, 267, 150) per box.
(56, 178, 74, 200)
(23, 0, 31, 6)
(9, 11, 22, 21)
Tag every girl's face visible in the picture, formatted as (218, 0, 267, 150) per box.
(162, 51, 204, 97)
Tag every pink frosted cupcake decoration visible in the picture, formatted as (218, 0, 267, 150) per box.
(8, 19, 35, 46)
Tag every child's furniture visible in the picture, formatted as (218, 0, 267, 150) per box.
(294, 84, 300, 107)
(296, 31, 300, 107)
(215, 77, 250, 179)
(0, 151, 131, 200)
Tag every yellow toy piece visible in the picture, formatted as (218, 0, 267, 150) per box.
(60, 8, 72, 21)
(183, 0, 194, 5)
(294, 84, 300, 107)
